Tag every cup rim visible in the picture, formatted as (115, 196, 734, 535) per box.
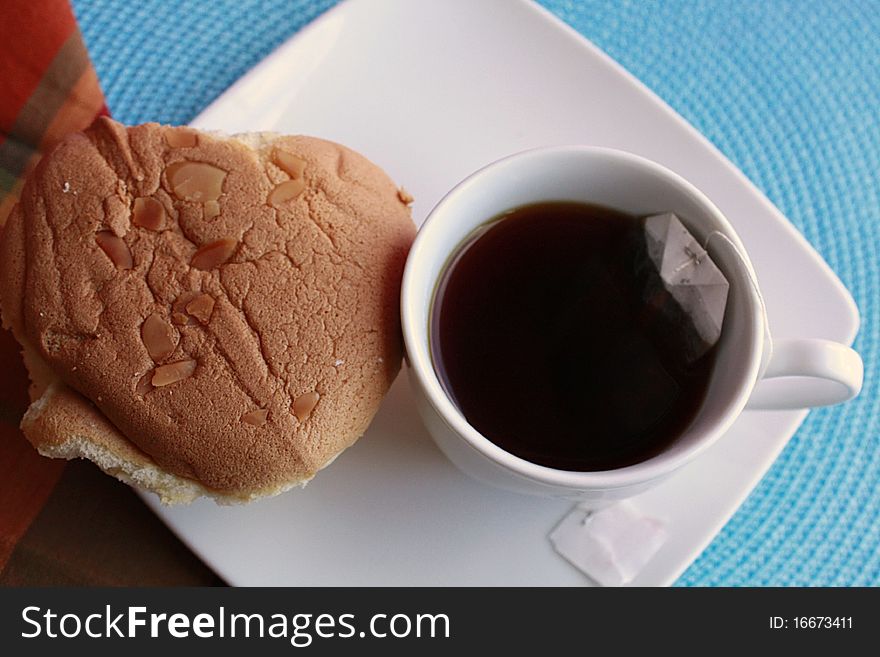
(401, 144, 765, 490)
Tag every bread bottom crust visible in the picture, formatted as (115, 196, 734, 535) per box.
(19, 344, 312, 505)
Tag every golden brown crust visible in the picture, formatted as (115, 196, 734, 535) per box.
(0, 118, 416, 501)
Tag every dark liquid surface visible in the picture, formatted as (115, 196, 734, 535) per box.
(430, 202, 718, 471)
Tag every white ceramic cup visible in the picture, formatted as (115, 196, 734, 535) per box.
(401, 146, 863, 503)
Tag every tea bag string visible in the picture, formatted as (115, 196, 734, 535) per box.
(664, 228, 766, 323)
(701, 230, 768, 324)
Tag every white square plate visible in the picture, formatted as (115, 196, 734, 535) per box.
(141, 0, 859, 586)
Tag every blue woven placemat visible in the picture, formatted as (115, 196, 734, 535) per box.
(70, 0, 880, 586)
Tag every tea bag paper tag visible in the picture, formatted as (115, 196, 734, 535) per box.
(549, 501, 667, 586)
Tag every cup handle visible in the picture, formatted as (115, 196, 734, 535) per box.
(746, 338, 863, 410)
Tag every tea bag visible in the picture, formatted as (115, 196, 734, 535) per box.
(638, 212, 730, 363)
